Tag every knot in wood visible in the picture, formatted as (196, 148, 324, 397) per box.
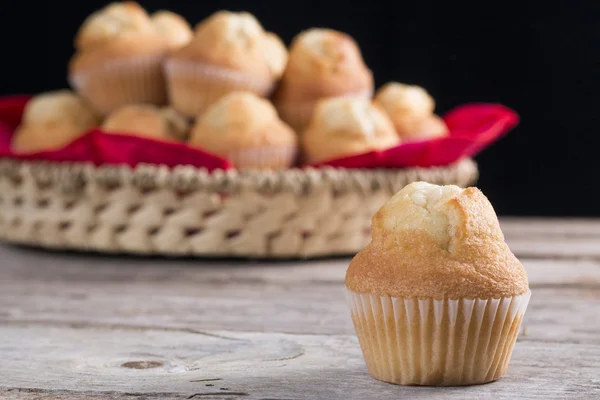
(121, 360, 163, 369)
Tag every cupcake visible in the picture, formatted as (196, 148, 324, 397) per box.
(69, 2, 170, 114)
(102, 104, 190, 141)
(273, 28, 374, 133)
(188, 91, 297, 169)
(12, 90, 100, 153)
(165, 11, 287, 117)
(151, 11, 193, 51)
(374, 82, 449, 141)
(301, 97, 400, 164)
(346, 182, 531, 386)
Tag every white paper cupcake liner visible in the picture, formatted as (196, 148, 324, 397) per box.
(347, 289, 531, 386)
(276, 88, 373, 133)
(164, 60, 275, 117)
(225, 145, 297, 170)
(69, 54, 167, 115)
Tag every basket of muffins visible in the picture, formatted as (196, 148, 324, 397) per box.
(0, 2, 519, 258)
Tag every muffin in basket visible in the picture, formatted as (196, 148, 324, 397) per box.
(12, 90, 101, 153)
(102, 104, 190, 142)
(374, 82, 449, 141)
(273, 28, 374, 133)
(301, 96, 399, 164)
(151, 10, 193, 51)
(68, 2, 170, 114)
(188, 91, 296, 169)
(346, 181, 530, 386)
(165, 11, 287, 117)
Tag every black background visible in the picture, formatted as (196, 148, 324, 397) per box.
(1, 1, 598, 216)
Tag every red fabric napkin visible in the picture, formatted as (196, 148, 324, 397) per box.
(0, 95, 232, 171)
(0, 95, 518, 170)
(305, 103, 519, 168)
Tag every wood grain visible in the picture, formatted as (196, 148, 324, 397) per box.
(0, 245, 599, 341)
(501, 218, 600, 238)
(1, 218, 600, 399)
(1, 325, 600, 400)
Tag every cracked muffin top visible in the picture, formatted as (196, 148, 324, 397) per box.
(345, 181, 529, 299)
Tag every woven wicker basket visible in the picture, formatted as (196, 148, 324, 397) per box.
(0, 158, 478, 258)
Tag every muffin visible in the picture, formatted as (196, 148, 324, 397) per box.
(302, 97, 400, 164)
(273, 28, 374, 133)
(73, 2, 156, 51)
(165, 11, 287, 117)
(346, 182, 531, 386)
(151, 11, 193, 51)
(12, 90, 100, 153)
(374, 82, 449, 141)
(189, 91, 297, 169)
(69, 2, 170, 114)
(399, 114, 449, 140)
(102, 104, 190, 141)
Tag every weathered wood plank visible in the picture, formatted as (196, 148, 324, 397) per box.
(0, 244, 599, 341)
(2, 390, 181, 400)
(506, 237, 600, 259)
(1, 325, 599, 400)
(500, 218, 600, 238)
(1, 245, 599, 287)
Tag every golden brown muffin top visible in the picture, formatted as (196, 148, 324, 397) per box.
(301, 97, 400, 163)
(374, 82, 435, 120)
(12, 90, 100, 153)
(151, 11, 193, 50)
(69, 32, 169, 72)
(374, 82, 449, 141)
(102, 104, 187, 141)
(170, 11, 287, 81)
(189, 91, 296, 154)
(346, 182, 529, 299)
(274, 28, 373, 102)
(395, 114, 449, 141)
(74, 2, 156, 51)
(20, 90, 100, 127)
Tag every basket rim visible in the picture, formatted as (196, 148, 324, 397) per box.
(0, 157, 478, 194)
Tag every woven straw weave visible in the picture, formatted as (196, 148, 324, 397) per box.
(0, 158, 478, 258)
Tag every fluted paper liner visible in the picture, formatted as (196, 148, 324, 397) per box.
(69, 54, 167, 114)
(165, 60, 275, 117)
(347, 289, 531, 386)
(225, 145, 297, 169)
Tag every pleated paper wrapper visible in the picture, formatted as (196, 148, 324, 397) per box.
(347, 289, 531, 386)
(70, 53, 167, 114)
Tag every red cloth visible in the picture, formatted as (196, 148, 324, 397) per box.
(305, 103, 519, 168)
(0, 96, 518, 170)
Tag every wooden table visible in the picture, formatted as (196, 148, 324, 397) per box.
(1, 218, 599, 399)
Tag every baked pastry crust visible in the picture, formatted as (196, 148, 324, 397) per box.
(346, 182, 529, 299)
(102, 104, 187, 141)
(151, 11, 193, 50)
(12, 90, 100, 152)
(302, 97, 400, 163)
(374, 82, 449, 141)
(172, 11, 287, 81)
(69, 32, 169, 73)
(74, 2, 155, 50)
(274, 28, 373, 103)
(396, 114, 449, 141)
(374, 82, 434, 119)
(189, 91, 296, 154)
